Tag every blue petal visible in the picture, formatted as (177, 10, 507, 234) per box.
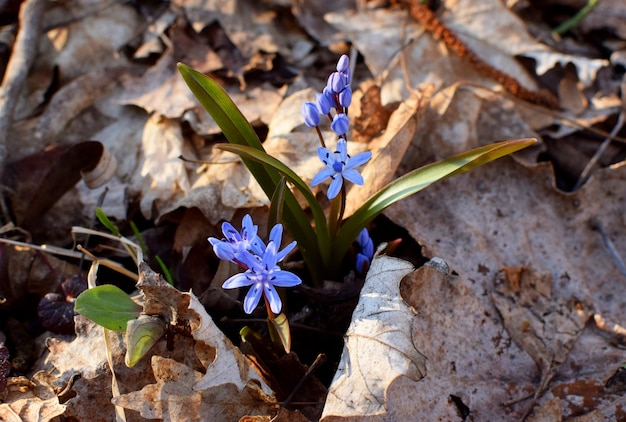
(358, 228, 369, 246)
(316, 92, 332, 115)
(327, 176, 344, 199)
(356, 253, 370, 274)
(339, 86, 352, 108)
(241, 214, 258, 241)
(276, 240, 296, 262)
(237, 249, 262, 271)
(336, 139, 348, 160)
(317, 146, 332, 163)
(342, 169, 364, 185)
(347, 150, 372, 168)
(221, 222, 240, 242)
(271, 271, 302, 287)
(243, 283, 263, 314)
(311, 167, 334, 186)
(263, 242, 278, 270)
(250, 236, 265, 256)
(268, 224, 283, 248)
(222, 272, 254, 289)
(263, 284, 282, 314)
(213, 242, 236, 261)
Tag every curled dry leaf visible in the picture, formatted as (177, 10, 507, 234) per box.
(321, 255, 424, 420)
(113, 355, 276, 421)
(120, 263, 276, 420)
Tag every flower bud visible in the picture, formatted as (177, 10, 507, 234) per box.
(327, 72, 346, 94)
(336, 54, 350, 72)
(339, 86, 352, 108)
(331, 113, 350, 136)
(316, 91, 332, 114)
(301, 102, 320, 127)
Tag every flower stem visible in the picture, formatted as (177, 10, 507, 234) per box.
(315, 126, 325, 148)
(328, 184, 346, 239)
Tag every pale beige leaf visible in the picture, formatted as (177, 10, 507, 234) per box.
(343, 92, 421, 217)
(132, 114, 191, 219)
(321, 255, 423, 420)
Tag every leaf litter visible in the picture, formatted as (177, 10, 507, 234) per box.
(1, 0, 626, 420)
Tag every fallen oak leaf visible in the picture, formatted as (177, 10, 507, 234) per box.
(3, 140, 116, 229)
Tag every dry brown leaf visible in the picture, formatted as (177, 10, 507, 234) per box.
(112, 355, 277, 421)
(579, 0, 626, 40)
(343, 92, 422, 217)
(384, 157, 626, 418)
(491, 267, 592, 417)
(43, 0, 140, 82)
(130, 114, 191, 219)
(327, 0, 607, 106)
(0, 372, 66, 422)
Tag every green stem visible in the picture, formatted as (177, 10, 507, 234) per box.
(328, 184, 346, 239)
(553, 0, 600, 35)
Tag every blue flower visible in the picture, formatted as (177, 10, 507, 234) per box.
(301, 102, 320, 127)
(356, 228, 374, 274)
(208, 214, 264, 263)
(222, 242, 302, 314)
(311, 139, 372, 199)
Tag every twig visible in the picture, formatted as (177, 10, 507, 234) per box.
(573, 77, 626, 190)
(400, 0, 559, 109)
(590, 218, 626, 278)
(281, 353, 326, 408)
(0, 0, 46, 175)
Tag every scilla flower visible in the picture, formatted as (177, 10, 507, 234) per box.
(208, 214, 264, 263)
(222, 241, 302, 314)
(312, 139, 372, 199)
(211, 215, 300, 314)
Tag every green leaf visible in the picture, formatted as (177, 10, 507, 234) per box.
(215, 143, 330, 252)
(75, 285, 142, 332)
(268, 177, 287, 232)
(130, 221, 148, 256)
(96, 208, 121, 236)
(332, 138, 537, 268)
(125, 314, 166, 367)
(155, 255, 174, 286)
(178, 63, 326, 285)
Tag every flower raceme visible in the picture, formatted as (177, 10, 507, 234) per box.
(301, 54, 372, 200)
(208, 215, 301, 314)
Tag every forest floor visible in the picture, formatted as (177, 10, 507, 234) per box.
(1, 0, 626, 420)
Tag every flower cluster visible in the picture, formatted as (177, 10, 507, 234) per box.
(301, 54, 372, 200)
(301, 54, 352, 137)
(209, 215, 302, 314)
